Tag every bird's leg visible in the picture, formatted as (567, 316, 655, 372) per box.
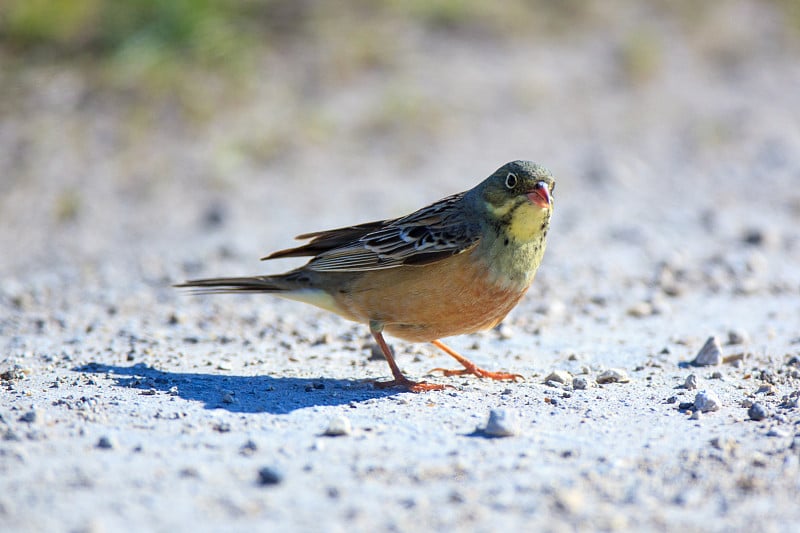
(429, 339, 524, 381)
(369, 322, 446, 392)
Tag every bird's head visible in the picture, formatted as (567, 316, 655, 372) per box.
(475, 160, 555, 243)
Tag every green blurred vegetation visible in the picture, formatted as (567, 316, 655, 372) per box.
(0, 0, 260, 65)
(0, 0, 607, 100)
(1, 0, 797, 67)
(0, 0, 591, 62)
(1, 0, 798, 118)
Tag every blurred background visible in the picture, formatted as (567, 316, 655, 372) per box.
(1, 0, 799, 295)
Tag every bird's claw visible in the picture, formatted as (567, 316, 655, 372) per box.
(429, 366, 524, 382)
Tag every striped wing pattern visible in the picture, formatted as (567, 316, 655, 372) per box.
(268, 192, 480, 273)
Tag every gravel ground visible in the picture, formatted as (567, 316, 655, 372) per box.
(2, 4, 800, 532)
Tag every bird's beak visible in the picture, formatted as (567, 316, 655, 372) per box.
(527, 181, 552, 209)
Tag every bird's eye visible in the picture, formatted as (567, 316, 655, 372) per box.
(505, 173, 518, 189)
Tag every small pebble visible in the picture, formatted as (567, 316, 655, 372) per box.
(213, 422, 231, 433)
(692, 337, 723, 366)
(748, 402, 769, 421)
(596, 368, 630, 384)
(257, 466, 283, 486)
(96, 436, 116, 449)
(19, 410, 39, 424)
(694, 390, 722, 412)
(742, 228, 776, 247)
(766, 427, 789, 438)
(3, 430, 21, 441)
(312, 334, 333, 346)
(202, 202, 227, 228)
(323, 415, 352, 437)
(482, 408, 520, 437)
(1, 365, 30, 382)
(723, 353, 745, 366)
(495, 323, 514, 340)
(240, 440, 259, 456)
(536, 299, 566, 316)
(554, 488, 586, 514)
(756, 384, 777, 395)
(780, 395, 799, 409)
(545, 370, 572, 384)
(727, 330, 749, 345)
(572, 376, 590, 390)
(627, 301, 653, 318)
(222, 392, 235, 404)
(683, 374, 698, 390)
(179, 467, 201, 478)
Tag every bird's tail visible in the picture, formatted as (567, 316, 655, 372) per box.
(174, 276, 289, 294)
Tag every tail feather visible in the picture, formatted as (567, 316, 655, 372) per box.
(174, 276, 285, 294)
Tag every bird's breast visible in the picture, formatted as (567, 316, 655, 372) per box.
(338, 247, 533, 342)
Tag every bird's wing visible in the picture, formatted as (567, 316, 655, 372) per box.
(264, 192, 481, 272)
(262, 220, 391, 260)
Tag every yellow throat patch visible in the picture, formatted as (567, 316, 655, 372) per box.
(487, 199, 550, 243)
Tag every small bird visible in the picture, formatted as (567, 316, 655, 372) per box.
(176, 160, 555, 392)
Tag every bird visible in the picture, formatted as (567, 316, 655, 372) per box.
(176, 160, 555, 392)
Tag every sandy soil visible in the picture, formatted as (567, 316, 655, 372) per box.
(2, 4, 800, 532)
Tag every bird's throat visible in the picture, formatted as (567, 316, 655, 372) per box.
(479, 221, 549, 291)
(504, 201, 551, 243)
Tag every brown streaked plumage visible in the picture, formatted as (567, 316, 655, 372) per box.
(176, 160, 555, 392)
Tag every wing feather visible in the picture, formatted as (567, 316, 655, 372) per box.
(264, 192, 480, 272)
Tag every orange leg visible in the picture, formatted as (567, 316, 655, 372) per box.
(370, 327, 446, 392)
(429, 339, 524, 381)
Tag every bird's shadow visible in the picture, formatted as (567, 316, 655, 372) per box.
(75, 362, 402, 414)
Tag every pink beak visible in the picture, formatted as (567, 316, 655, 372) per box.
(527, 181, 552, 209)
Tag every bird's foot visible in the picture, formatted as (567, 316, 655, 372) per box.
(428, 339, 523, 382)
(372, 377, 449, 392)
(430, 363, 524, 382)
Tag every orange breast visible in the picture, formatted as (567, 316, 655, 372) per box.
(334, 247, 530, 342)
